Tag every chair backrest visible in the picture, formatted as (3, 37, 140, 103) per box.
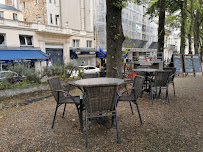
(163, 67, 176, 74)
(47, 76, 65, 102)
(82, 73, 99, 79)
(154, 71, 171, 86)
(132, 75, 145, 100)
(84, 84, 118, 114)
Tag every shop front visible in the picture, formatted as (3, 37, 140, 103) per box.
(0, 47, 48, 71)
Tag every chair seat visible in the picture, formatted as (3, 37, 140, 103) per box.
(118, 92, 134, 101)
(59, 96, 81, 104)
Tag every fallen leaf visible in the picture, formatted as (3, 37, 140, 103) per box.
(0, 116, 3, 119)
(131, 140, 136, 144)
(179, 148, 185, 151)
(197, 132, 201, 135)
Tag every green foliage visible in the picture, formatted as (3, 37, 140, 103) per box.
(24, 68, 41, 83)
(113, 34, 120, 40)
(42, 62, 78, 79)
(0, 80, 40, 90)
(146, 0, 180, 19)
(165, 14, 181, 29)
(125, 35, 130, 40)
(78, 69, 82, 78)
(111, 25, 117, 28)
(113, 0, 128, 9)
(10, 64, 40, 83)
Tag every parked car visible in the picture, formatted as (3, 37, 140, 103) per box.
(0, 71, 27, 83)
(79, 66, 100, 74)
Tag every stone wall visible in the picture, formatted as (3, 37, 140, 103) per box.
(6, 0, 47, 24)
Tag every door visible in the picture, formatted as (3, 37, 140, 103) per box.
(46, 48, 63, 65)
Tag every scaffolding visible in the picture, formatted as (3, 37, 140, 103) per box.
(93, 0, 158, 51)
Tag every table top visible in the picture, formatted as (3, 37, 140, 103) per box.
(133, 68, 163, 73)
(74, 77, 124, 87)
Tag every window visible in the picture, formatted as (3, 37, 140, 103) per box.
(35, 0, 38, 4)
(13, 13, 18, 20)
(50, 14, 53, 24)
(73, 40, 79, 47)
(19, 35, 33, 46)
(0, 34, 6, 45)
(55, 15, 59, 25)
(36, 16, 41, 23)
(23, 2, 26, 8)
(86, 40, 92, 47)
(0, 11, 4, 19)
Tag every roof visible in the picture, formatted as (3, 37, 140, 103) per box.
(0, 4, 21, 12)
(148, 42, 158, 49)
(122, 39, 148, 48)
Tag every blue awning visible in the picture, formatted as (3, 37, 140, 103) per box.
(96, 47, 106, 58)
(0, 49, 49, 64)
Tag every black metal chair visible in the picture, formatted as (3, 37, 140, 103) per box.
(82, 73, 99, 79)
(163, 67, 176, 96)
(83, 84, 119, 148)
(136, 71, 152, 96)
(47, 76, 84, 131)
(118, 75, 145, 124)
(150, 71, 171, 103)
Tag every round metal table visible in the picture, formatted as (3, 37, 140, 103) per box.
(133, 68, 163, 93)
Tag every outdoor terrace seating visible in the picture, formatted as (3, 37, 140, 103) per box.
(47, 76, 84, 130)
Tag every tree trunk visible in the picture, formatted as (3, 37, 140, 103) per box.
(180, 0, 187, 54)
(188, 0, 193, 54)
(194, 0, 202, 54)
(106, 0, 125, 78)
(158, 0, 166, 58)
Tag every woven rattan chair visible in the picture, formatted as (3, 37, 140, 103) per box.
(118, 75, 145, 124)
(163, 67, 176, 96)
(84, 84, 119, 148)
(47, 76, 84, 131)
(82, 73, 99, 79)
(150, 71, 171, 103)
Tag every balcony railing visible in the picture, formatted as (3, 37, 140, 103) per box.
(0, 18, 94, 37)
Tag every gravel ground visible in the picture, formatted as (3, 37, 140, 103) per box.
(0, 73, 203, 152)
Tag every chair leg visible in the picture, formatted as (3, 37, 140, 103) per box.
(151, 87, 154, 104)
(115, 111, 120, 144)
(85, 115, 88, 148)
(158, 87, 161, 98)
(167, 86, 170, 103)
(62, 103, 66, 118)
(79, 104, 84, 132)
(173, 82, 175, 97)
(112, 115, 115, 127)
(134, 101, 142, 125)
(129, 101, 134, 115)
(52, 105, 59, 129)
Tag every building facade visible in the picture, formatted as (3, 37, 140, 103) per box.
(93, 0, 158, 65)
(0, 0, 95, 71)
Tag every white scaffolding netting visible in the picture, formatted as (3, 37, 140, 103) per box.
(94, 0, 158, 51)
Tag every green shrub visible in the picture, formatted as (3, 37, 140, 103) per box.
(10, 64, 40, 83)
(42, 62, 78, 79)
(23, 68, 41, 83)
